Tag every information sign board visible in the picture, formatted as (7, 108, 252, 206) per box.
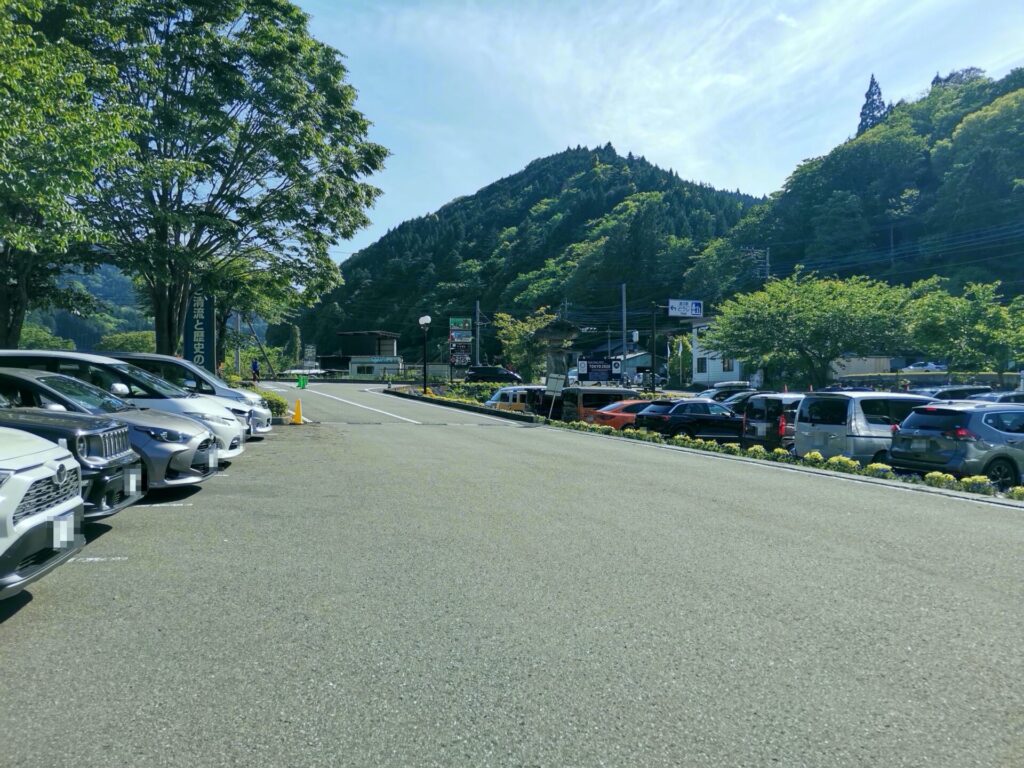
(668, 299, 704, 318)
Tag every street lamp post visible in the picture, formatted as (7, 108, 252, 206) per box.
(419, 315, 431, 394)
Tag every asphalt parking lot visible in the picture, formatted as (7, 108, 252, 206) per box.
(2, 383, 1022, 767)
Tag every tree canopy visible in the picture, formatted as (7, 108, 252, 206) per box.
(63, 0, 387, 353)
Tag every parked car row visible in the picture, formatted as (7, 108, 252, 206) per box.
(0, 350, 275, 600)
(585, 387, 1024, 491)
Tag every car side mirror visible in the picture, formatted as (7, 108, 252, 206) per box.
(183, 379, 198, 391)
(44, 403, 68, 412)
(110, 383, 130, 397)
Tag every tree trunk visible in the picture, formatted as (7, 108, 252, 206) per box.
(150, 278, 191, 355)
(0, 250, 29, 349)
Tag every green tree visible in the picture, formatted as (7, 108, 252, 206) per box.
(18, 323, 76, 350)
(492, 308, 556, 383)
(0, 0, 130, 347)
(703, 273, 913, 388)
(73, 0, 387, 354)
(667, 334, 692, 386)
(857, 74, 888, 135)
(907, 282, 1023, 385)
(94, 330, 156, 352)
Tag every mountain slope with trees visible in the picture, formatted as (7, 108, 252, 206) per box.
(684, 67, 1024, 306)
(295, 144, 757, 356)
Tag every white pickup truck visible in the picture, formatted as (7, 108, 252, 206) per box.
(0, 427, 84, 599)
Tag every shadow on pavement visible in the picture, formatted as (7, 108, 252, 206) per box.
(82, 521, 113, 545)
(141, 485, 203, 505)
(0, 590, 33, 624)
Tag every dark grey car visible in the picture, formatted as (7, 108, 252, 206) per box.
(889, 402, 1024, 490)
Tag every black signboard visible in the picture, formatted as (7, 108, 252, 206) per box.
(578, 357, 612, 382)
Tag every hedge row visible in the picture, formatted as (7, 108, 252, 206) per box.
(551, 420, 1024, 502)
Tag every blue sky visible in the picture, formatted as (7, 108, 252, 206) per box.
(298, 0, 1024, 263)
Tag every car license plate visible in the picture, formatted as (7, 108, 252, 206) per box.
(911, 439, 927, 452)
(123, 467, 141, 494)
(53, 510, 75, 549)
(208, 447, 219, 469)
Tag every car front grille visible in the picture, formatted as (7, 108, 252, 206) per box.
(13, 466, 81, 525)
(99, 427, 132, 459)
(17, 548, 54, 573)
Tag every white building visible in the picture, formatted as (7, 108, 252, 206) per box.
(691, 322, 747, 386)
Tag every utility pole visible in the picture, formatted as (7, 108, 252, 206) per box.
(620, 283, 627, 385)
(651, 304, 657, 393)
(474, 299, 481, 366)
(234, 312, 241, 376)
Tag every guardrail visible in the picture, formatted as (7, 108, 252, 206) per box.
(381, 388, 542, 423)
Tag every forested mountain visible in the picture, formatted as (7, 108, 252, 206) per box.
(296, 144, 757, 356)
(685, 67, 1024, 306)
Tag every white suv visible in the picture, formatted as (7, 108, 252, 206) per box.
(0, 427, 84, 599)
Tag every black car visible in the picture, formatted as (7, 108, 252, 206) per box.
(464, 366, 523, 384)
(740, 393, 804, 450)
(720, 389, 776, 411)
(635, 398, 743, 441)
(0, 392, 142, 519)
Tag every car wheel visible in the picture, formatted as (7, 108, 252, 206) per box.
(984, 458, 1018, 492)
(872, 451, 889, 465)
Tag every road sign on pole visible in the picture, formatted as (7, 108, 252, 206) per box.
(667, 299, 703, 318)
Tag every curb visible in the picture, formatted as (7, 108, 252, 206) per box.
(381, 388, 542, 423)
(544, 426, 1024, 511)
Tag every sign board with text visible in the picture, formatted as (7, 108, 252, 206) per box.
(183, 295, 217, 373)
(545, 374, 566, 394)
(668, 299, 704, 318)
(577, 357, 612, 382)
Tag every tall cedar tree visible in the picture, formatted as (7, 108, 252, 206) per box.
(857, 74, 888, 135)
(69, 0, 387, 354)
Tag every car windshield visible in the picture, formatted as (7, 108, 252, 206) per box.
(642, 403, 675, 414)
(38, 375, 134, 414)
(112, 362, 189, 397)
(901, 409, 970, 431)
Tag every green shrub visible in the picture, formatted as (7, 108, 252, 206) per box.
(824, 455, 862, 474)
(19, 324, 76, 350)
(720, 443, 742, 455)
(223, 373, 243, 388)
(960, 475, 995, 495)
(95, 330, 156, 353)
(745, 445, 769, 460)
(770, 448, 793, 462)
(257, 388, 289, 417)
(801, 450, 825, 467)
(924, 471, 960, 490)
(1006, 486, 1024, 501)
(864, 462, 897, 480)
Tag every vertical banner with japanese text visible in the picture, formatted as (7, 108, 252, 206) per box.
(183, 295, 217, 373)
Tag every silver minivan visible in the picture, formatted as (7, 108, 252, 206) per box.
(794, 392, 934, 464)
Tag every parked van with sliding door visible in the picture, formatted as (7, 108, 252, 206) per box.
(560, 386, 639, 422)
(794, 392, 934, 464)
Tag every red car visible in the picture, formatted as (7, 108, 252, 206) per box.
(585, 399, 651, 430)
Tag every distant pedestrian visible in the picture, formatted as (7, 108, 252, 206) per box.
(251, 358, 261, 383)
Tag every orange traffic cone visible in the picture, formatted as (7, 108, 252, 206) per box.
(291, 399, 304, 425)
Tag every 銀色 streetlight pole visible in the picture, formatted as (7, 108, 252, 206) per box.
(419, 315, 431, 394)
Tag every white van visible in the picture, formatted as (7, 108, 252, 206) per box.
(794, 392, 934, 464)
(0, 427, 84, 599)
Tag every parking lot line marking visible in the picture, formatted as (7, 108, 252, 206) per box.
(133, 502, 194, 508)
(69, 556, 128, 563)
(363, 388, 517, 425)
(302, 387, 422, 424)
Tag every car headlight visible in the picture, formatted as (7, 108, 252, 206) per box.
(75, 435, 89, 457)
(0, 469, 12, 488)
(139, 427, 189, 443)
(184, 411, 234, 427)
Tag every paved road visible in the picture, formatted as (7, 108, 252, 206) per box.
(2, 383, 1022, 767)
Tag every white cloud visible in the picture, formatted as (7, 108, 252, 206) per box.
(776, 12, 799, 28)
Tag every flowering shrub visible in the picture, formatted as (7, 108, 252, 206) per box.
(745, 445, 769, 460)
(1006, 486, 1024, 501)
(770, 448, 793, 462)
(824, 455, 862, 474)
(720, 443, 742, 455)
(960, 476, 995, 495)
(924, 472, 961, 490)
(801, 451, 825, 467)
(864, 463, 897, 480)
